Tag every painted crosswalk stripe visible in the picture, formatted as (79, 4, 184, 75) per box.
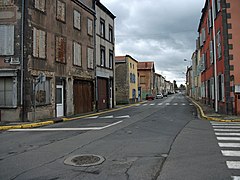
(213, 126, 240, 129)
(232, 176, 240, 180)
(222, 150, 240, 157)
(218, 143, 240, 148)
(158, 103, 163, 105)
(150, 103, 155, 106)
(166, 103, 170, 105)
(217, 137, 240, 141)
(86, 116, 99, 119)
(181, 103, 186, 105)
(226, 161, 240, 169)
(143, 104, 147, 106)
(214, 129, 240, 132)
(173, 103, 178, 105)
(215, 132, 240, 136)
(211, 123, 240, 126)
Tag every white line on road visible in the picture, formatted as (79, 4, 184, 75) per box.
(115, 115, 130, 119)
(150, 103, 155, 106)
(218, 143, 240, 148)
(158, 103, 163, 105)
(100, 115, 114, 119)
(226, 161, 240, 169)
(8, 121, 123, 132)
(173, 103, 178, 105)
(222, 150, 240, 157)
(215, 132, 240, 136)
(189, 103, 193, 106)
(166, 103, 170, 105)
(214, 129, 240, 132)
(181, 103, 186, 106)
(213, 126, 240, 129)
(86, 116, 99, 119)
(217, 137, 240, 141)
(143, 104, 147, 106)
(232, 176, 240, 180)
(211, 123, 240, 126)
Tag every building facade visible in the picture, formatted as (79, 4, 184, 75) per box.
(95, 0, 115, 110)
(155, 73, 165, 95)
(137, 62, 155, 99)
(0, 0, 115, 122)
(115, 55, 138, 104)
(198, 0, 240, 114)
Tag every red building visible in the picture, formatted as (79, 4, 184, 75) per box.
(198, 0, 240, 115)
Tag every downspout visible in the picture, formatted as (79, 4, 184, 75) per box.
(20, 0, 25, 121)
(211, 0, 218, 113)
(94, 1, 98, 112)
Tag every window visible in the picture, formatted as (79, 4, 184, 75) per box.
(87, 18, 93, 36)
(0, 0, 13, 6)
(140, 76, 145, 84)
(216, 0, 221, 12)
(73, 41, 81, 66)
(109, 50, 113, 69)
(218, 74, 224, 101)
(56, 36, 66, 63)
(34, 0, 45, 12)
(100, 46, 105, 67)
(202, 28, 206, 43)
(209, 40, 213, 64)
(56, 0, 65, 22)
(33, 27, 46, 59)
(0, 77, 17, 107)
(35, 79, 51, 105)
(100, 19, 105, 38)
(130, 73, 136, 83)
(109, 25, 113, 42)
(216, 30, 222, 59)
(0, 25, 14, 55)
(87, 47, 94, 69)
(73, 10, 81, 30)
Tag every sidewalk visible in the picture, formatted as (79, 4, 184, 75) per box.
(189, 97, 240, 122)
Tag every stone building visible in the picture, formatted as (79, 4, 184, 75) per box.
(115, 55, 138, 104)
(0, 0, 100, 121)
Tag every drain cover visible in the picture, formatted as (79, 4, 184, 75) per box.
(64, 154, 105, 167)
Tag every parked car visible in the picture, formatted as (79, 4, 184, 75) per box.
(156, 93, 163, 99)
(163, 92, 168, 97)
(146, 94, 154, 100)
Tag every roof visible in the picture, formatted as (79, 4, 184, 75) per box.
(137, 61, 155, 70)
(96, 0, 116, 19)
(115, 56, 126, 63)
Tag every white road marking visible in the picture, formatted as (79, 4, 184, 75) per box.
(189, 103, 193, 106)
(181, 103, 186, 106)
(166, 103, 170, 105)
(213, 126, 240, 129)
(158, 103, 163, 105)
(150, 103, 155, 106)
(211, 123, 240, 126)
(232, 176, 240, 180)
(143, 104, 147, 106)
(86, 116, 99, 119)
(218, 143, 240, 148)
(173, 103, 178, 105)
(222, 150, 240, 157)
(215, 132, 240, 136)
(226, 161, 240, 169)
(115, 115, 130, 119)
(214, 129, 240, 132)
(135, 104, 140, 106)
(8, 121, 123, 132)
(100, 115, 114, 119)
(217, 137, 240, 141)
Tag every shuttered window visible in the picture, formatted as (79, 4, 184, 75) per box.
(73, 41, 81, 66)
(35, 78, 51, 105)
(56, 0, 65, 22)
(33, 27, 46, 59)
(56, 36, 66, 63)
(34, 0, 45, 12)
(210, 40, 213, 64)
(100, 46, 105, 67)
(0, 25, 14, 55)
(0, 0, 13, 6)
(0, 77, 17, 107)
(109, 50, 113, 69)
(87, 18, 93, 36)
(216, 30, 222, 58)
(73, 10, 81, 30)
(87, 47, 94, 69)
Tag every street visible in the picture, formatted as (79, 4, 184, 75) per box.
(0, 93, 235, 180)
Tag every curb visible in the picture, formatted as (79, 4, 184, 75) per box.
(189, 98, 240, 122)
(0, 101, 145, 131)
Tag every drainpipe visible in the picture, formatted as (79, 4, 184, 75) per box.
(20, 0, 25, 121)
(211, 0, 218, 113)
(94, 1, 98, 112)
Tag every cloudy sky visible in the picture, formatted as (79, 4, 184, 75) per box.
(101, 0, 205, 86)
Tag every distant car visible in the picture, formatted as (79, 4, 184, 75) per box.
(146, 94, 154, 100)
(163, 92, 168, 97)
(156, 93, 163, 99)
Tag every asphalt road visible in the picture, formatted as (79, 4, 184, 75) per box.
(0, 93, 232, 180)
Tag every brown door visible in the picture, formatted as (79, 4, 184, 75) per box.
(98, 78, 108, 110)
(73, 80, 93, 114)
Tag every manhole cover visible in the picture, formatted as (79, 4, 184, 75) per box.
(64, 154, 105, 167)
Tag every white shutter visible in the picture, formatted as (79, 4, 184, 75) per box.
(33, 27, 38, 57)
(210, 41, 213, 64)
(213, 0, 216, 19)
(87, 48, 93, 69)
(217, 0, 221, 12)
(39, 30, 46, 58)
(0, 25, 14, 55)
(74, 10, 81, 30)
(73, 42, 81, 66)
(208, 9, 212, 28)
(221, 74, 225, 102)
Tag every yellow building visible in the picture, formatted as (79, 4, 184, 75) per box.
(115, 55, 138, 104)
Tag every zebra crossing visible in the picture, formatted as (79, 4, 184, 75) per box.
(211, 121, 240, 179)
(135, 102, 193, 107)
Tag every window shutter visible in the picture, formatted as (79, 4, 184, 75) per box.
(87, 47, 93, 69)
(39, 30, 46, 58)
(217, 0, 221, 12)
(0, 25, 14, 55)
(33, 27, 38, 57)
(210, 41, 213, 64)
(208, 8, 212, 28)
(74, 10, 81, 30)
(221, 74, 224, 102)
